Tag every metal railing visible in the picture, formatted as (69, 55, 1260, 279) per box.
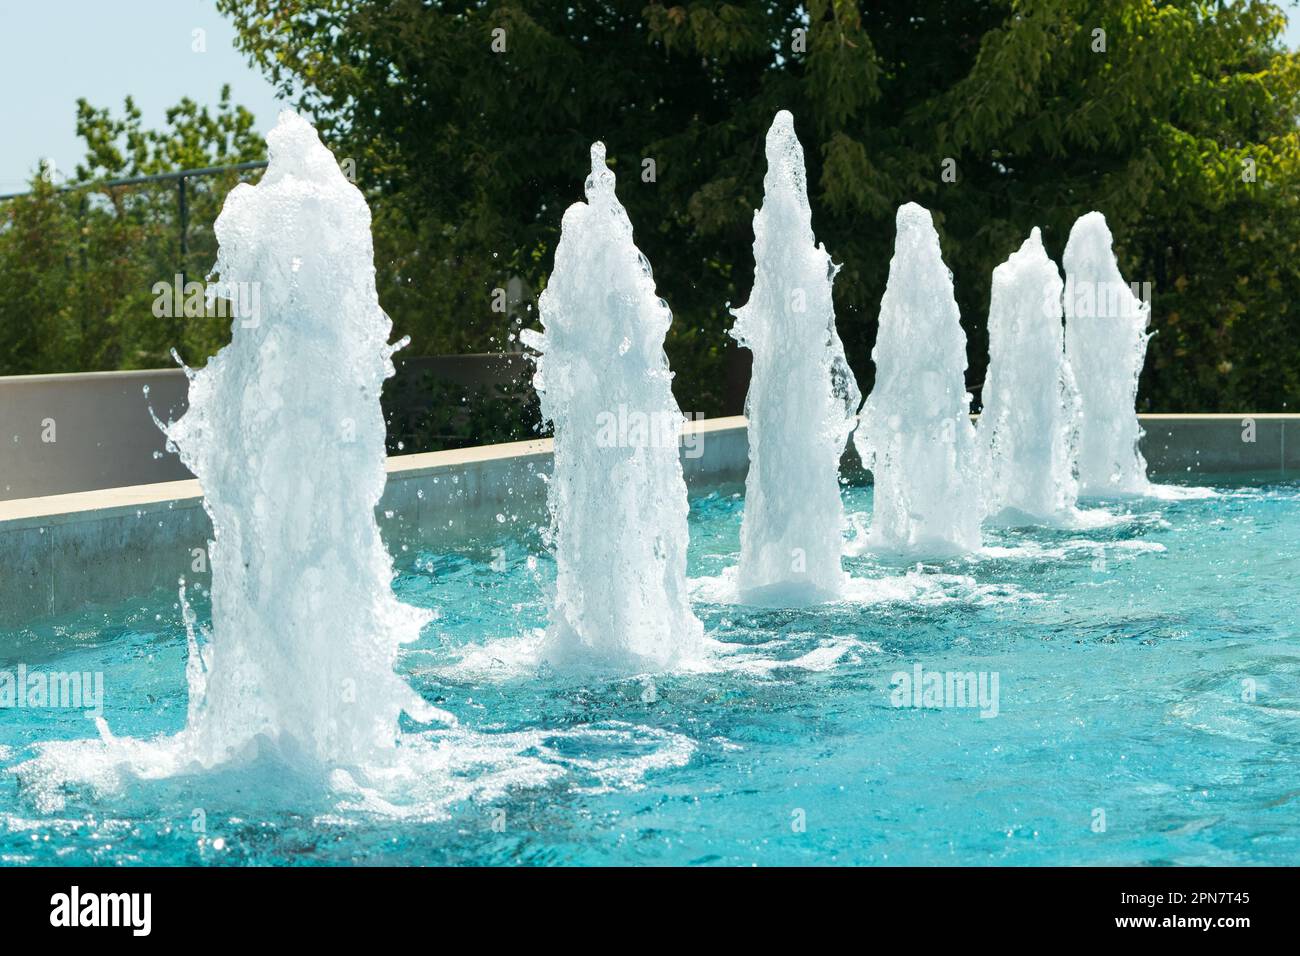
(0, 160, 268, 285)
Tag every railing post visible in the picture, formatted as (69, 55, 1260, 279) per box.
(178, 174, 189, 287)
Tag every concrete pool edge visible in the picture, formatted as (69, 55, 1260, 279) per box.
(1, 413, 1295, 629)
(0, 416, 749, 628)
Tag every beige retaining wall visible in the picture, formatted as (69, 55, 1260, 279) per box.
(0, 355, 529, 501)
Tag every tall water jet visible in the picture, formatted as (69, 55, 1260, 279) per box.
(978, 228, 1082, 524)
(521, 143, 703, 672)
(1063, 212, 1152, 496)
(164, 111, 442, 767)
(853, 203, 983, 556)
(17, 116, 697, 815)
(728, 111, 859, 604)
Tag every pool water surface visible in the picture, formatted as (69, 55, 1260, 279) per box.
(2, 475, 1298, 866)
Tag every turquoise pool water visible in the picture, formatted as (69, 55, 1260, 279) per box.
(2, 475, 1298, 865)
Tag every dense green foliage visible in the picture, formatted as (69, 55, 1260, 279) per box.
(0, 88, 262, 373)
(209, 0, 1300, 412)
(5, 2, 1300, 416)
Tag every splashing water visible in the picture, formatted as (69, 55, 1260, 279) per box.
(521, 143, 703, 672)
(978, 228, 1083, 525)
(16, 112, 450, 797)
(1062, 211, 1154, 496)
(161, 111, 448, 767)
(853, 203, 983, 557)
(728, 111, 860, 604)
(10, 118, 702, 815)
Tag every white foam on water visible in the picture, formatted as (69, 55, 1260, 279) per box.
(693, 565, 1039, 609)
(979, 537, 1167, 561)
(694, 566, 931, 607)
(417, 624, 869, 683)
(685, 633, 877, 677)
(417, 594, 906, 684)
(1215, 486, 1299, 502)
(1125, 482, 1218, 502)
(13, 720, 696, 819)
(984, 504, 1133, 532)
(410, 628, 549, 684)
(326, 721, 696, 818)
(854, 203, 983, 557)
(520, 143, 703, 674)
(728, 111, 860, 605)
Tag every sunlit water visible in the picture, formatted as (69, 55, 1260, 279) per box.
(2, 474, 1298, 865)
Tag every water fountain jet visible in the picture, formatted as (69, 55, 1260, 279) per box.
(522, 143, 703, 672)
(978, 228, 1083, 525)
(728, 111, 860, 604)
(853, 203, 983, 557)
(163, 110, 446, 768)
(1063, 212, 1153, 497)
(15, 111, 449, 791)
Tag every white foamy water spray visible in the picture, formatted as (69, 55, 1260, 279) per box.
(12, 115, 693, 814)
(978, 228, 1083, 524)
(163, 110, 444, 766)
(521, 143, 703, 672)
(853, 203, 982, 556)
(728, 111, 860, 604)
(1063, 211, 1153, 496)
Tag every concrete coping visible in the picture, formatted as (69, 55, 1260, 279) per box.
(0, 415, 749, 530)
(1132, 412, 1295, 420)
(2, 412, 1297, 532)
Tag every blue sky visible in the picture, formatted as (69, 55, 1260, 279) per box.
(2, 1, 1299, 193)
(0, 0, 284, 192)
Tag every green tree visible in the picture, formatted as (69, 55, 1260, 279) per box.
(0, 86, 263, 374)
(215, 0, 1300, 413)
(0, 176, 77, 374)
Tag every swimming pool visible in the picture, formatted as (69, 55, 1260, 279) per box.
(2, 474, 1297, 866)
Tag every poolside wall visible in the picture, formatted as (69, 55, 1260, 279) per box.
(0, 414, 1295, 631)
(0, 355, 529, 501)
